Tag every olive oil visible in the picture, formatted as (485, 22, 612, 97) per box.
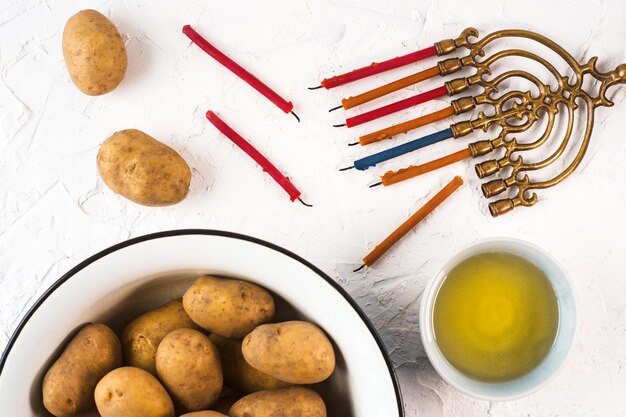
(433, 252, 559, 382)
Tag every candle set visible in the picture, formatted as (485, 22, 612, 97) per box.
(183, 25, 310, 206)
(183, 24, 626, 271)
(315, 27, 626, 217)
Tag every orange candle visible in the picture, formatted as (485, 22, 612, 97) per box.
(355, 176, 463, 271)
(380, 148, 471, 186)
(358, 106, 455, 146)
(341, 65, 441, 110)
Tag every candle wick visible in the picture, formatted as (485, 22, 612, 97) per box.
(308, 85, 323, 90)
(369, 181, 383, 188)
(290, 111, 301, 122)
(339, 166, 355, 172)
(333, 123, 346, 128)
(328, 105, 342, 113)
(348, 141, 359, 147)
(298, 198, 313, 207)
(353, 264, 366, 273)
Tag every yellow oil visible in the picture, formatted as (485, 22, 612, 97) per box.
(432, 251, 559, 382)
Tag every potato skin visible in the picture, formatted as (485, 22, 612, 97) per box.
(209, 334, 290, 393)
(95, 367, 174, 417)
(183, 276, 275, 338)
(179, 412, 227, 417)
(155, 329, 223, 411)
(97, 129, 192, 206)
(230, 387, 326, 417)
(122, 299, 199, 375)
(62, 9, 127, 95)
(42, 323, 122, 417)
(242, 321, 335, 384)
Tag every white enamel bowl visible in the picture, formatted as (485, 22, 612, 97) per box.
(420, 238, 577, 401)
(0, 230, 403, 417)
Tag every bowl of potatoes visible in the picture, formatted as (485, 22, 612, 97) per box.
(0, 230, 403, 417)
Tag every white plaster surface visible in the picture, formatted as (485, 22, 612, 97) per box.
(1, 0, 626, 415)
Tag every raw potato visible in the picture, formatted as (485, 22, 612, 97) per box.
(179, 412, 227, 417)
(242, 321, 335, 384)
(156, 329, 223, 411)
(94, 367, 174, 417)
(230, 387, 326, 417)
(183, 276, 275, 338)
(97, 129, 192, 206)
(209, 334, 290, 393)
(42, 323, 122, 417)
(62, 10, 127, 95)
(122, 299, 199, 375)
(210, 395, 241, 414)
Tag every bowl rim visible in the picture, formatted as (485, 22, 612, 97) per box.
(0, 229, 405, 416)
(419, 236, 578, 401)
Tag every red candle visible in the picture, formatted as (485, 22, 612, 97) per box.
(344, 85, 448, 128)
(184, 25, 298, 120)
(206, 111, 308, 204)
(318, 45, 438, 89)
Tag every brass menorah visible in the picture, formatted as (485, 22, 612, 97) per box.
(324, 28, 626, 217)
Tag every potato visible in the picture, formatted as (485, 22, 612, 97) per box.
(95, 367, 174, 417)
(210, 395, 241, 414)
(209, 334, 290, 393)
(42, 323, 122, 417)
(179, 412, 227, 417)
(122, 299, 199, 375)
(62, 10, 127, 95)
(97, 129, 192, 206)
(242, 321, 335, 384)
(230, 387, 326, 417)
(155, 329, 223, 411)
(183, 276, 275, 338)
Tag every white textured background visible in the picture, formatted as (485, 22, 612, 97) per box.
(1, 0, 626, 415)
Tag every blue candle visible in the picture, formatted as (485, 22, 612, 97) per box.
(353, 128, 454, 171)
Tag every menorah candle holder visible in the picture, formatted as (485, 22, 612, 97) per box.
(328, 28, 626, 217)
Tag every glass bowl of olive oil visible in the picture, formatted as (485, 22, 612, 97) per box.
(420, 238, 576, 400)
